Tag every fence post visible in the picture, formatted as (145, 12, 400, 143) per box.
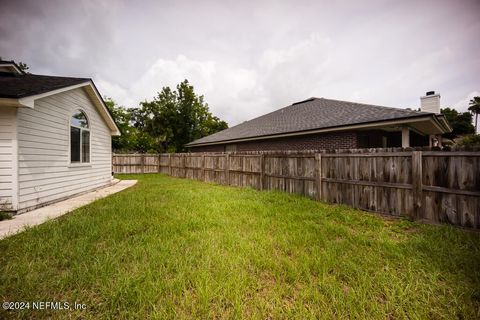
(157, 154, 161, 173)
(140, 154, 145, 174)
(259, 153, 264, 190)
(181, 154, 184, 178)
(315, 153, 322, 201)
(202, 153, 206, 181)
(225, 153, 230, 185)
(412, 151, 423, 220)
(168, 154, 172, 176)
(183, 154, 187, 178)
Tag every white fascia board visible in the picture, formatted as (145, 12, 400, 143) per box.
(82, 83, 121, 136)
(435, 114, 453, 133)
(17, 82, 91, 108)
(0, 63, 23, 74)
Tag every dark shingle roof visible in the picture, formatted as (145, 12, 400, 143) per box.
(0, 60, 121, 134)
(187, 97, 434, 146)
(0, 73, 90, 98)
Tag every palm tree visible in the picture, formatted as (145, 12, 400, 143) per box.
(468, 96, 480, 133)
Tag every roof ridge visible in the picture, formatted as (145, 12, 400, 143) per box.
(292, 97, 317, 105)
(27, 73, 91, 81)
(317, 97, 429, 114)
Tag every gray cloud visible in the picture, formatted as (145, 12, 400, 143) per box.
(1, 0, 479, 125)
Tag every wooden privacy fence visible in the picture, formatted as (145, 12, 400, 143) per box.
(113, 148, 480, 229)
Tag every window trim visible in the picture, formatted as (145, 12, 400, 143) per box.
(68, 109, 91, 166)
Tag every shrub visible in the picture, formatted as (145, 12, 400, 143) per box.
(457, 134, 480, 146)
(0, 211, 12, 221)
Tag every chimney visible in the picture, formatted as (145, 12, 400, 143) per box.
(420, 91, 441, 114)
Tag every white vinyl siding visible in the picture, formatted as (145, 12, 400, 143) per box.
(16, 87, 112, 210)
(0, 106, 16, 210)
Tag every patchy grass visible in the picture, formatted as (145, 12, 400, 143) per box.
(0, 174, 479, 319)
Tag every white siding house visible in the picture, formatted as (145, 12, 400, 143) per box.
(0, 60, 120, 213)
(0, 106, 16, 210)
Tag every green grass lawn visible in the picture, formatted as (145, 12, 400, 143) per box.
(0, 174, 479, 319)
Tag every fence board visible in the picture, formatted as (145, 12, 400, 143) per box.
(113, 148, 480, 229)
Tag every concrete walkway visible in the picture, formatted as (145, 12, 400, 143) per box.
(0, 179, 137, 240)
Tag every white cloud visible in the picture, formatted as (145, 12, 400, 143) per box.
(105, 55, 263, 125)
(454, 91, 480, 113)
(258, 34, 333, 107)
(105, 35, 337, 125)
(95, 78, 132, 107)
(5, 0, 478, 128)
(131, 55, 216, 103)
(102, 30, 480, 128)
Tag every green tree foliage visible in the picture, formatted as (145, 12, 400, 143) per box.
(17, 61, 29, 73)
(468, 96, 480, 133)
(105, 80, 227, 153)
(105, 98, 159, 153)
(440, 107, 475, 139)
(104, 98, 132, 151)
(457, 134, 480, 146)
(135, 80, 228, 152)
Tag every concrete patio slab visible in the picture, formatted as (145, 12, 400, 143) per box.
(0, 179, 137, 240)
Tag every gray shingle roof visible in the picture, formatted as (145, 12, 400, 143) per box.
(0, 72, 90, 98)
(187, 97, 434, 146)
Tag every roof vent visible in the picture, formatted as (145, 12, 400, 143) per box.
(292, 97, 316, 105)
(426, 91, 435, 96)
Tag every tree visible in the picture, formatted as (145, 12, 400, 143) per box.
(458, 134, 480, 146)
(17, 61, 29, 73)
(104, 98, 159, 153)
(468, 96, 480, 133)
(105, 80, 227, 153)
(440, 107, 475, 139)
(135, 80, 228, 152)
(105, 98, 133, 151)
(134, 86, 178, 152)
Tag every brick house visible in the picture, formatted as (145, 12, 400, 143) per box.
(186, 94, 451, 152)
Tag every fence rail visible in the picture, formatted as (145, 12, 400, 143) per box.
(113, 148, 480, 229)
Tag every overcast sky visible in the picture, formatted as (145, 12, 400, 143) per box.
(1, 0, 479, 126)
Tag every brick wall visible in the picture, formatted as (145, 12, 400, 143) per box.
(190, 131, 359, 152)
(190, 144, 225, 152)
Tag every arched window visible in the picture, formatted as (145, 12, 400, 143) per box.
(70, 110, 90, 163)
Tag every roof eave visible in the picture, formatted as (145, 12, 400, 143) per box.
(0, 98, 24, 107)
(83, 81, 121, 136)
(1, 81, 121, 136)
(0, 61, 24, 75)
(186, 114, 446, 147)
(434, 114, 453, 133)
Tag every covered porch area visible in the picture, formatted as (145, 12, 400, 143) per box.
(356, 117, 448, 148)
